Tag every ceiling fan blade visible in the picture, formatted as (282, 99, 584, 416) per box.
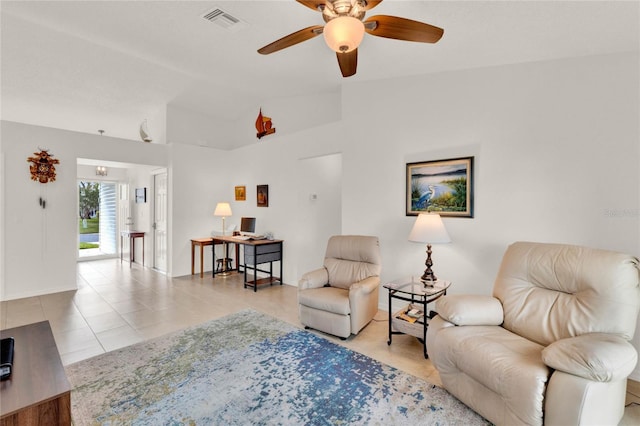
(296, 1, 383, 12)
(296, 1, 324, 11)
(363, 1, 383, 10)
(258, 25, 324, 55)
(336, 49, 358, 77)
(364, 15, 444, 43)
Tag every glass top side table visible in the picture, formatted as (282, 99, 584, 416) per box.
(383, 277, 451, 358)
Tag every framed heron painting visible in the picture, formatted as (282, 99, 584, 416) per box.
(406, 157, 474, 217)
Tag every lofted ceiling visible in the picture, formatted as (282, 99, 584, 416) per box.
(1, 1, 638, 146)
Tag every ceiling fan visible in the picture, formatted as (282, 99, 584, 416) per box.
(257, 0, 444, 78)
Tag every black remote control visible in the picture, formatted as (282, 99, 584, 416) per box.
(1, 337, 15, 380)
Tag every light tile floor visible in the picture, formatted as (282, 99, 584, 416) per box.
(1, 259, 639, 424)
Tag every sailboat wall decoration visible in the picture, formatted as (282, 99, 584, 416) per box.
(255, 108, 276, 139)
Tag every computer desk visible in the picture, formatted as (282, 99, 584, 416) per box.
(212, 236, 283, 291)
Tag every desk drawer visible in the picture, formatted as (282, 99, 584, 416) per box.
(245, 251, 281, 265)
(243, 242, 282, 266)
(253, 244, 280, 255)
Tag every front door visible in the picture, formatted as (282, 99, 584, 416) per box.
(153, 172, 168, 272)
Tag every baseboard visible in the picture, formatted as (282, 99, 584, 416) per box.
(0, 284, 77, 302)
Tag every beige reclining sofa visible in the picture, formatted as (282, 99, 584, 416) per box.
(426, 241, 640, 425)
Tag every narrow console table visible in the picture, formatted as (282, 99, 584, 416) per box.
(121, 230, 145, 267)
(0, 321, 71, 426)
(191, 238, 213, 277)
(191, 238, 240, 277)
(212, 236, 283, 291)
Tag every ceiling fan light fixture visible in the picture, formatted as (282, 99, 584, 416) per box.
(323, 16, 365, 53)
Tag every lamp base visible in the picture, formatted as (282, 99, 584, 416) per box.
(421, 244, 437, 286)
(420, 272, 437, 286)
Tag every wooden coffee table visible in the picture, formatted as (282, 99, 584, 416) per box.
(0, 321, 71, 425)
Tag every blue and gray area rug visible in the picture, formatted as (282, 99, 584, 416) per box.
(66, 310, 488, 425)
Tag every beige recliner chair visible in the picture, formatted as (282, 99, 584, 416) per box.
(426, 241, 640, 426)
(298, 235, 381, 339)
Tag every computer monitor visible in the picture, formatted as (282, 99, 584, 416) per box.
(240, 217, 256, 233)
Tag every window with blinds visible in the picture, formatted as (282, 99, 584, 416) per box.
(99, 182, 117, 255)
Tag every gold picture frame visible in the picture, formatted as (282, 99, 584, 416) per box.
(235, 186, 246, 201)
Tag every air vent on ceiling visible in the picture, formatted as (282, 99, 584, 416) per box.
(201, 7, 247, 32)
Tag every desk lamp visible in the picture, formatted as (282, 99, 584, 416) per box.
(214, 202, 233, 276)
(214, 202, 232, 235)
(408, 213, 451, 284)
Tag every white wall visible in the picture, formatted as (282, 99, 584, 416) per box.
(168, 142, 230, 276)
(166, 104, 233, 149)
(224, 91, 343, 150)
(166, 90, 343, 151)
(0, 121, 168, 299)
(294, 153, 342, 277)
(340, 52, 639, 293)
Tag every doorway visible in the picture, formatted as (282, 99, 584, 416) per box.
(78, 180, 117, 259)
(295, 153, 342, 277)
(153, 172, 168, 272)
(76, 161, 169, 271)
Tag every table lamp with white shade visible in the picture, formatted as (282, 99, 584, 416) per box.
(213, 202, 232, 235)
(408, 213, 451, 284)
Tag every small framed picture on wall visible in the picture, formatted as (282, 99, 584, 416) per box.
(235, 185, 246, 201)
(257, 185, 269, 207)
(135, 188, 146, 203)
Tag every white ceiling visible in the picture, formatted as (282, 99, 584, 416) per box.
(1, 1, 639, 144)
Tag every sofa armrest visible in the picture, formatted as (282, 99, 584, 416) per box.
(542, 333, 638, 382)
(435, 295, 504, 326)
(298, 268, 329, 291)
(349, 276, 380, 297)
(349, 276, 380, 334)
